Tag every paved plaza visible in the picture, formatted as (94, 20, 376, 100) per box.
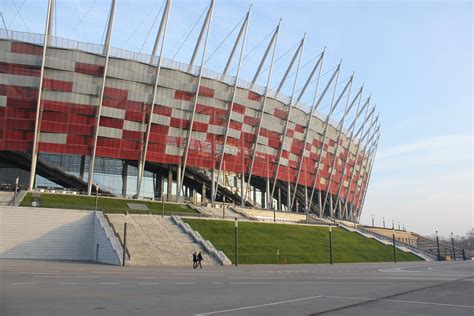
(1, 260, 473, 315)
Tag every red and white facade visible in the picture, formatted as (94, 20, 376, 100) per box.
(0, 27, 379, 221)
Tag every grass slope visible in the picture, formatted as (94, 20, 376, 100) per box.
(184, 219, 421, 264)
(20, 193, 197, 215)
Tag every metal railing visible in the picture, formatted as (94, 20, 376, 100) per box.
(354, 225, 437, 260)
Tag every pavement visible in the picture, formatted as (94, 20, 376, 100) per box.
(1, 259, 473, 315)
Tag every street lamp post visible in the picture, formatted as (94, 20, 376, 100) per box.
(329, 225, 333, 265)
(122, 212, 128, 267)
(234, 218, 238, 266)
(371, 214, 374, 227)
(13, 176, 19, 206)
(223, 196, 226, 219)
(436, 230, 441, 261)
(95, 184, 99, 211)
(392, 227, 397, 263)
(451, 232, 456, 261)
(383, 217, 385, 229)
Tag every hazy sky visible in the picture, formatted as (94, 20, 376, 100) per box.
(2, 0, 472, 237)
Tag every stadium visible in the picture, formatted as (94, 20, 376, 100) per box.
(0, 0, 380, 223)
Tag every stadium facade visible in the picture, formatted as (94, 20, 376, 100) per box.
(0, 0, 380, 222)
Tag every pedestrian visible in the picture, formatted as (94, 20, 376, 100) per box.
(192, 252, 197, 269)
(197, 251, 203, 269)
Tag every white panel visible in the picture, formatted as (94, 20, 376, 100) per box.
(39, 132, 67, 144)
(101, 106, 125, 119)
(123, 120, 145, 132)
(98, 126, 123, 139)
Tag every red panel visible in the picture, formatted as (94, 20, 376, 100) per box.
(247, 91, 262, 102)
(99, 117, 123, 129)
(10, 42, 43, 55)
(104, 87, 129, 99)
(122, 130, 143, 141)
(124, 110, 144, 122)
(170, 118, 189, 129)
(198, 86, 215, 98)
(274, 108, 287, 120)
(192, 121, 208, 133)
(75, 62, 104, 77)
(40, 121, 68, 133)
(153, 105, 172, 116)
(232, 103, 245, 114)
(175, 90, 194, 101)
(43, 79, 73, 92)
(0, 62, 40, 77)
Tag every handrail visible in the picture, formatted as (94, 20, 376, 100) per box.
(355, 225, 436, 259)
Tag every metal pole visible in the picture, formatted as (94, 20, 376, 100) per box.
(223, 7, 251, 76)
(234, 218, 238, 266)
(244, 20, 281, 205)
(292, 58, 345, 210)
(162, 191, 165, 217)
(392, 230, 397, 263)
(451, 233, 456, 261)
(252, 24, 279, 84)
(122, 221, 127, 266)
(269, 34, 306, 205)
(213, 6, 251, 203)
(354, 129, 381, 218)
(222, 196, 225, 219)
(276, 36, 305, 93)
(137, 0, 172, 198)
(372, 214, 374, 227)
(350, 121, 379, 218)
(13, 176, 19, 206)
(189, 0, 214, 68)
(335, 100, 372, 219)
(87, 0, 117, 195)
(329, 225, 333, 265)
(150, 0, 171, 62)
(348, 119, 379, 214)
(47, 0, 55, 45)
(383, 217, 385, 228)
(308, 66, 352, 216)
(436, 230, 441, 261)
(320, 82, 362, 218)
(180, 0, 215, 194)
(296, 49, 325, 102)
(95, 184, 99, 211)
(28, 0, 53, 191)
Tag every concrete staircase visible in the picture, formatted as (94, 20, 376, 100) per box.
(107, 214, 219, 266)
(194, 205, 246, 220)
(0, 190, 27, 206)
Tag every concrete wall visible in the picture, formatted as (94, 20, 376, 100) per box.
(0, 207, 122, 265)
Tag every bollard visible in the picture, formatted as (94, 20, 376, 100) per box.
(96, 244, 100, 261)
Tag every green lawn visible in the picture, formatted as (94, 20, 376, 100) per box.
(20, 193, 197, 215)
(183, 219, 422, 264)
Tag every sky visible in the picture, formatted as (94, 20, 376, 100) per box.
(2, 0, 472, 237)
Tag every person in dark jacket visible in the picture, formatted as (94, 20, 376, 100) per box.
(192, 252, 197, 269)
(197, 252, 203, 269)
